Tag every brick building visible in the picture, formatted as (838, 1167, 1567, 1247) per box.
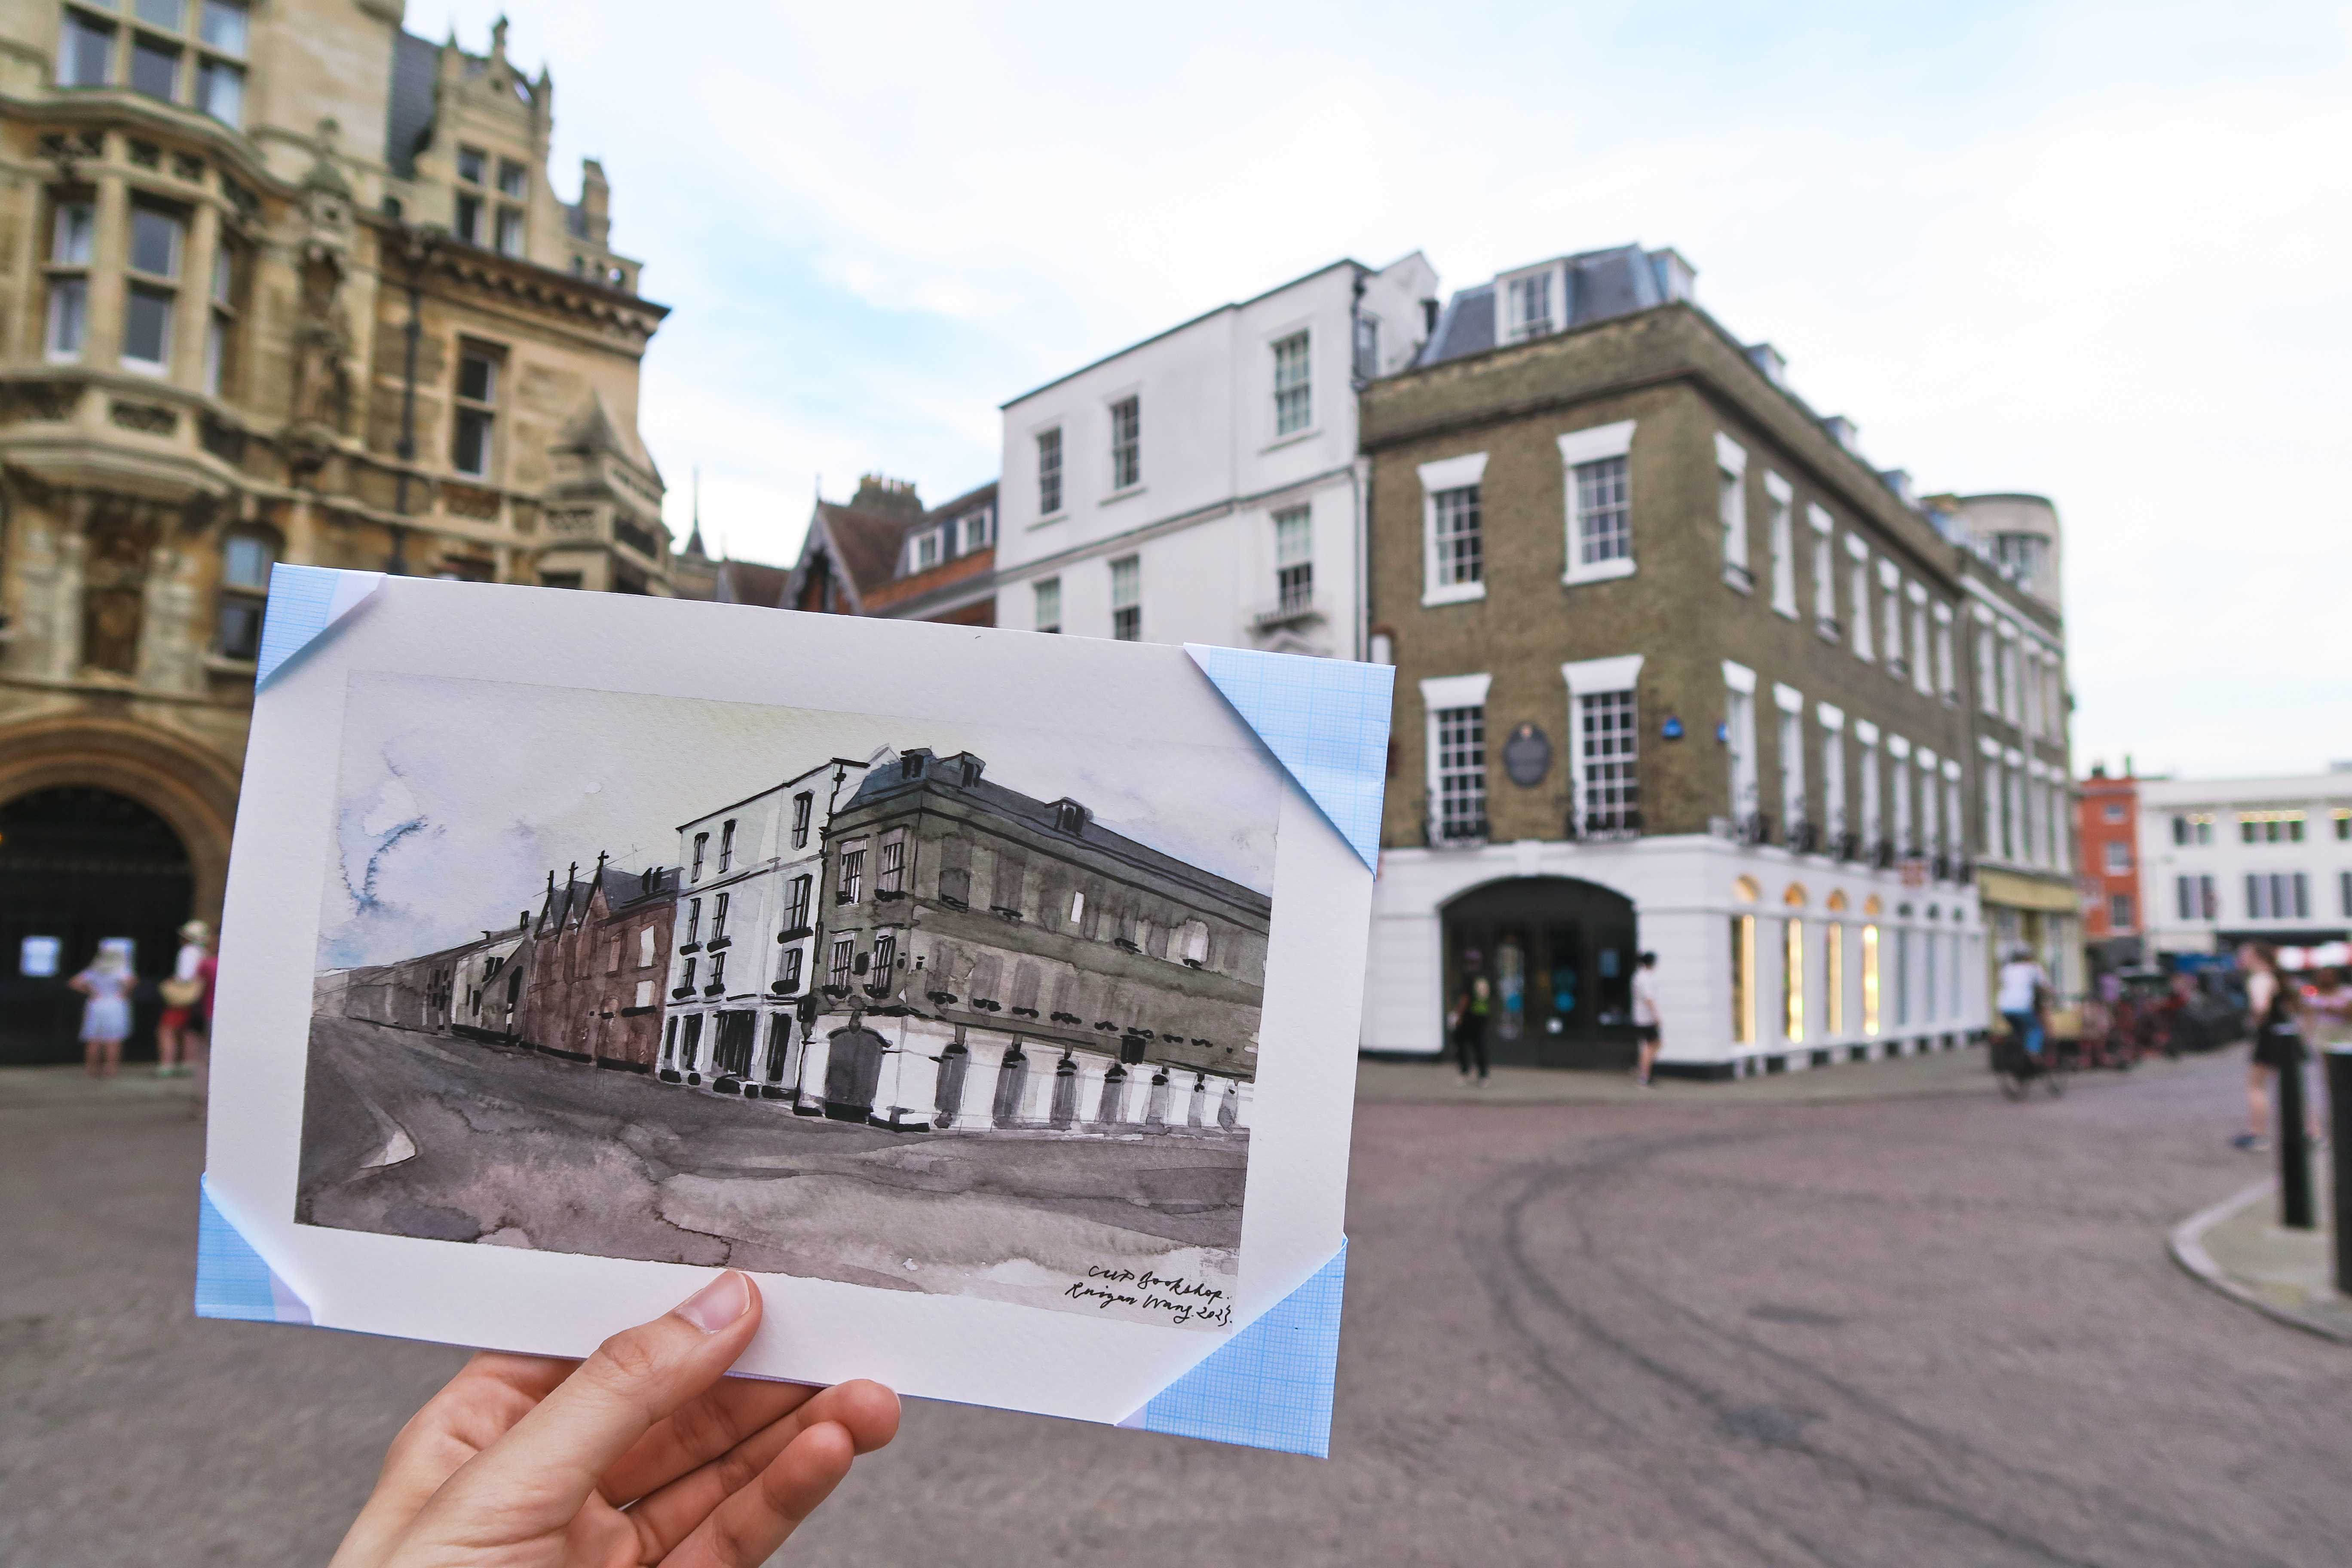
(781, 474, 996, 626)
(2079, 765, 2143, 969)
(511, 858, 677, 1070)
(1357, 243, 2079, 1076)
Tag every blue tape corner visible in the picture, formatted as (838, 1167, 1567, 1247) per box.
(196, 1176, 311, 1325)
(1134, 1239, 1347, 1458)
(254, 564, 385, 688)
(1183, 646, 1393, 874)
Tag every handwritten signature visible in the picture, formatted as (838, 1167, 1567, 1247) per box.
(1064, 1265, 1234, 1328)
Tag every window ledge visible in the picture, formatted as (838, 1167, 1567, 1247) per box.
(1562, 556, 1635, 587)
(1101, 485, 1146, 506)
(1771, 599, 1801, 620)
(1260, 426, 1322, 455)
(1029, 511, 1069, 530)
(1422, 580, 1485, 608)
(1722, 563, 1755, 594)
(204, 652, 258, 676)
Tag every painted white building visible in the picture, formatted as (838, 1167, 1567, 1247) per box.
(2137, 767, 2352, 960)
(993, 254, 1441, 658)
(659, 756, 874, 1094)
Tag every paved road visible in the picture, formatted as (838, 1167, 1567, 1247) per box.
(297, 1018, 1247, 1305)
(6, 1050, 2349, 1566)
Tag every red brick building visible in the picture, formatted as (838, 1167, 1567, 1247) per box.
(512, 858, 679, 1069)
(784, 475, 997, 626)
(2079, 766, 2142, 966)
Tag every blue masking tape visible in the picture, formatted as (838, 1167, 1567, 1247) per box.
(1184, 646, 1393, 875)
(255, 564, 384, 688)
(195, 1177, 309, 1325)
(1139, 1239, 1347, 1458)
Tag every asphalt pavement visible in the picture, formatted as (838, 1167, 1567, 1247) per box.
(5, 1049, 2349, 1566)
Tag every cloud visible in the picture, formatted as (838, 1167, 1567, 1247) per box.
(442, 0, 2351, 776)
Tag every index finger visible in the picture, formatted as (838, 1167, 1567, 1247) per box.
(423, 1271, 764, 1534)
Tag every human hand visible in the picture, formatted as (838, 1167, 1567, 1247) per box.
(331, 1271, 899, 1568)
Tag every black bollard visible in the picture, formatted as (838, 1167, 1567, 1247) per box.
(2329, 1046, 2352, 1295)
(2277, 1043, 2315, 1231)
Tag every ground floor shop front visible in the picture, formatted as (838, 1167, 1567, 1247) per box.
(1364, 835, 1989, 1078)
(656, 1001, 1253, 1136)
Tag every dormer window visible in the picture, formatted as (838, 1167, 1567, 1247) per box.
(957, 507, 994, 554)
(958, 756, 984, 788)
(1504, 270, 1556, 342)
(1054, 799, 1087, 835)
(900, 753, 924, 780)
(909, 528, 942, 572)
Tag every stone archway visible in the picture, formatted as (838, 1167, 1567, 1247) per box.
(0, 714, 240, 926)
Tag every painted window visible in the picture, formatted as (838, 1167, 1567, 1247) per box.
(784, 873, 811, 931)
(637, 925, 655, 968)
(684, 897, 701, 943)
(838, 840, 866, 903)
(1272, 331, 1311, 436)
(877, 829, 906, 894)
(710, 891, 729, 940)
(777, 946, 802, 993)
(717, 819, 735, 873)
(690, 833, 707, 881)
(827, 936, 853, 990)
(790, 792, 812, 848)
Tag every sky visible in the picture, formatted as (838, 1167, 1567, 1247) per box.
(429, 0, 2351, 781)
(318, 674, 1280, 969)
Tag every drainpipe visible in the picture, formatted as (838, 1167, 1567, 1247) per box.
(1348, 272, 1371, 662)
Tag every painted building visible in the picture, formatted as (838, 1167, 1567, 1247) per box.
(658, 755, 875, 1093)
(1357, 243, 2030, 1077)
(2079, 765, 2143, 970)
(778, 747, 1270, 1134)
(781, 474, 997, 626)
(0, 7, 675, 1026)
(992, 254, 1439, 658)
(2137, 766, 2352, 961)
(511, 858, 678, 1069)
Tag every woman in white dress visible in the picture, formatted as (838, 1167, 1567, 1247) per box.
(71, 941, 136, 1079)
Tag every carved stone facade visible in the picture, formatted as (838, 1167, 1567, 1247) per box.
(0, 3, 676, 925)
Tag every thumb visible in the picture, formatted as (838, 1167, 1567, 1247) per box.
(428, 1271, 763, 1532)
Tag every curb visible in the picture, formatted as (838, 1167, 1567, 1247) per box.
(2167, 1179, 2352, 1346)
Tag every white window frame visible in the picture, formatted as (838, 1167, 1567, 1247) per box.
(1943, 758, 1965, 858)
(1421, 673, 1492, 845)
(1933, 601, 1956, 700)
(1906, 581, 1933, 696)
(1916, 750, 1941, 858)
(1808, 505, 1836, 637)
(1557, 420, 1636, 585)
(1109, 554, 1141, 641)
(1764, 472, 1798, 617)
(1501, 264, 1560, 342)
(1722, 660, 1759, 821)
(1816, 702, 1847, 840)
(1271, 328, 1312, 438)
(1107, 393, 1141, 493)
(1887, 735, 1914, 853)
(1031, 576, 1060, 634)
(1855, 719, 1882, 848)
(1877, 559, 1903, 677)
(1034, 425, 1063, 520)
(1715, 433, 1750, 585)
(1774, 684, 1807, 834)
(1419, 451, 1489, 606)
(1563, 655, 1643, 835)
(1844, 533, 1873, 660)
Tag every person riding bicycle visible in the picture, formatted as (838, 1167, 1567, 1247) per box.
(1997, 946, 2051, 1064)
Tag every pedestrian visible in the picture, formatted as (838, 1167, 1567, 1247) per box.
(2306, 967, 2352, 1050)
(70, 939, 135, 1079)
(156, 919, 212, 1079)
(1996, 945, 2049, 1065)
(1447, 950, 1491, 1084)
(1631, 950, 1662, 1086)
(335, 1271, 899, 1567)
(2236, 943, 2316, 1152)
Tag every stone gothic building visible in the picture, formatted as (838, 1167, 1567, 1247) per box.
(0, 3, 677, 1057)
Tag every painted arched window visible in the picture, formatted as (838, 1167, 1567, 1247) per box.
(216, 527, 277, 661)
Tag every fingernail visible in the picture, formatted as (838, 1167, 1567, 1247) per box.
(675, 1271, 752, 1333)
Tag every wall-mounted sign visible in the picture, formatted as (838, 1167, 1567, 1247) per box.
(1662, 715, 1685, 741)
(1502, 723, 1552, 787)
(18, 935, 60, 978)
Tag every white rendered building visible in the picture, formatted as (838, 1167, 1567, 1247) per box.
(2137, 767, 2352, 961)
(993, 254, 1440, 658)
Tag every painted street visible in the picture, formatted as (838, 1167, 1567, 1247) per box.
(8, 1049, 2352, 1565)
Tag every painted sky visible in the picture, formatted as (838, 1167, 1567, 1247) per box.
(317, 673, 1281, 970)
(430, 0, 2350, 779)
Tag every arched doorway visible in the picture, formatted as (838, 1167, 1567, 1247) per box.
(823, 1024, 888, 1121)
(1442, 876, 1638, 1070)
(0, 786, 194, 1065)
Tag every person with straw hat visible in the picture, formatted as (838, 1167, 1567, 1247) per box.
(70, 938, 136, 1079)
(157, 919, 213, 1080)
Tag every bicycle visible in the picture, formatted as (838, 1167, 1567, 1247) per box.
(1993, 1023, 2067, 1101)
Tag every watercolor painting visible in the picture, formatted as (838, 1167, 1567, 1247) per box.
(296, 672, 1278, 1329)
